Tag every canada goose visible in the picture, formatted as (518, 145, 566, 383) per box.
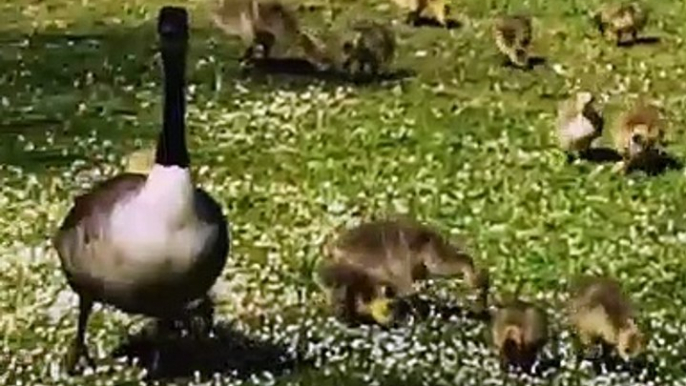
(318, 217, 489, 325)
(492, 298, 549, 372)
(612, 100, 665, 172)
(341, 21, 396, 78)
(593, 2, 648, 46)
(492, 14, 533, 68)
(568, 276, 645, 361)
(211, 0, 321, 64)
(53, 6, 230, 373)
(557, 91, 604, 162)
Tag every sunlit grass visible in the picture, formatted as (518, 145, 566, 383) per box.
(1, 0, 686, 384)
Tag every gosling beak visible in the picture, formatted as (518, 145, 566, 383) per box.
(367, 297, 395, 326)
(629, 133, 645, 155)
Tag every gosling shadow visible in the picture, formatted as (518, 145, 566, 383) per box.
(501, 56, 547, 70)
(576, 147, 623, 163)
(399, 295, 492, 323)
(588, 349, 658, 381)
(528, 56, 547, 68)
(625, 149, 682, 176)
(242, 57, 415, 85)
(410, 17, 462, 29)
(618, 36, 661, 47)
(501, 355, 562, 377)
(111, 320, 309, 382)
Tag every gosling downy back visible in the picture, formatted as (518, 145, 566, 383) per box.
(54, 7, 230, 372)
(324, 219, 418, 297)
(350, 21, 396, 66)
(211, 0, 300, 45)
(557, 91, 604, 154)
(325, 217, 485, 301)
(568, 276, 645, 360)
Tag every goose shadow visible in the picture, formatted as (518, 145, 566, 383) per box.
(242, 57, 416, 85)
(111, 320, 310, 382)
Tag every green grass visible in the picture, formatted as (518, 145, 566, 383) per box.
(2, 0, 686, 384)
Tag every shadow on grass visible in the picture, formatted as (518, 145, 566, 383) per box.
(0, 22, 243, 168)
(500, 56, 547, 70)
(111, 319, 311, 382)
(576, 147, 624, 163)
(399, 295, 492, 323)
(625, 149, 682, 176)
(618, 36, 661, 47)
(242, 57, 416, 86)
(582, 345, 659, 382)
(411, 17, 462, 29)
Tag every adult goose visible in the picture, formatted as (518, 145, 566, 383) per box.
(53, 6, 230, 373)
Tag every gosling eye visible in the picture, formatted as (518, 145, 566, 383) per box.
(382, 286, 396, 298)
(631, 133, 644, 145)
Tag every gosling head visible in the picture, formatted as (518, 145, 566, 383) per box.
(617, 322, 645, 361)
(628, 124, 655, 156)
(502, 325, 525, 357)
(575, 91, 594, 111)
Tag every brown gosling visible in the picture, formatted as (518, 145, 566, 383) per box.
(390, 0, 448, 26)
(492, 14, 533, 68)
(612, 100, 665, 173)
(297, 28, 335, 70)
(593, 2, 648, 46)
(341, 21, 396, 78)
(492, 297, 549, 372)
(210, 0, 303, 62)
(318, 217, 490, 325)
(568, 276, 645, 361)
(557, 91, 605, 162)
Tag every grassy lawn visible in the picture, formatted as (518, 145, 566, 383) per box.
(2, 0, 686, 384)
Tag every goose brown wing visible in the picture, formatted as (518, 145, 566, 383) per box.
(189, 187, 231, 284)
(53, 174, 147, 275)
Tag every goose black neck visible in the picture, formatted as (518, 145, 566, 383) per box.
(155, 40, 190, 168)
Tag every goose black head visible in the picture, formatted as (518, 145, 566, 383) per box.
(158, 6, 189, 42)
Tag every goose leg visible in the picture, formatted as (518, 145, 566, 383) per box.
(66, 296, 94, 374)
(188, 295, 215, 338)
(338, 285, 360, 325)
